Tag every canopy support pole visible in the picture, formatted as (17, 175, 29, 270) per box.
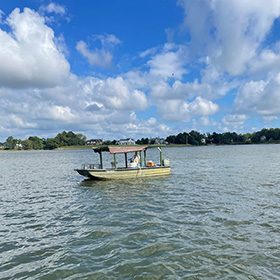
(99, 151, 103, 169)
(144, 150, 147, 167)
(159, 147, 163, 166)
(114, 154, 117, 169)
(125, 153, 128, 168)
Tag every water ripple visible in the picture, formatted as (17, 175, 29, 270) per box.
(1, 147, 280, 279)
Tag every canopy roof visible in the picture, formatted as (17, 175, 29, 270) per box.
(93, 145, 148, 154)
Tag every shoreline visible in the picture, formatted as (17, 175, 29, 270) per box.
(1, 142, 280, 151)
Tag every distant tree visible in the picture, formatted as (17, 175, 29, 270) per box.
(273, 128, 280, 140)
(166, 135, 176, 144)
(43, 138, 59, 150)
(28, 136, 44, 150)
(212, 132, 223, 145)
(53, 131, 87, 147)
(221, 132, 233, 144)
(265, 128, 279, 141)
(242, 133, 251, 144)
(22, 139, 33, 150)
(251, 131, 261, 143)
(188, 130, 203, 145)
(103, 140, 113, 145)
(136, 138, 149, 144)
(175, 132, 188, 144)
(5, 136, 17, 149)
(77, 134, 87, 144)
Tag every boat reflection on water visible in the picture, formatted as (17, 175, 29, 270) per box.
(79, 174, 171, 187)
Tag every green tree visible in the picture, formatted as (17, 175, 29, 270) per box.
(175, 132, 188, 144)
(5, 136, 17, 149)
(28, 136, 44, 149)
(77, 133, 87, 145)
(211, 132, 223, 144)
(166, 135, 176, 144)
(22, 139, 33, 150)
(188, 130, 203, 145)
(43, 138, 59, 150)
(136, 138, 149, 144)
(54, 131, 86, 147)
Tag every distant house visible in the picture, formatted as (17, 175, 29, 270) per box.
(117, 138, 136, 145)
(201, 138, 206, 144)
(86, 139, 103, 146)
(15, 143, 23, 148)
(149, 137, 168, 145)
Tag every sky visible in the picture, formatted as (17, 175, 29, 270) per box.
(1, 0, 280, 142)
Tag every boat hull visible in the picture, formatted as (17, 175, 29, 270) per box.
(75, 166, 171, 180)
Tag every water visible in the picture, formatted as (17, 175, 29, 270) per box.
(1, 145, 280, 279)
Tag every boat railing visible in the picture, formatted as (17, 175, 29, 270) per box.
(81, 163, 101, 169)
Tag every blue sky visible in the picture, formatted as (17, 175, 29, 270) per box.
(1, 0, 280, 142)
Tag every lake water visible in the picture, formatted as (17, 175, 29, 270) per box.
(1, 145, 280, 279)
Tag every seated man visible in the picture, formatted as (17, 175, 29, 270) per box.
(129, 152, 140, 167)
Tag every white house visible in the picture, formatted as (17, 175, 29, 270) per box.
(201, 138, 206, 144)
(117, 138, 136, 145)
(86, 139, 103, 146)
(149, 137, 168, 145)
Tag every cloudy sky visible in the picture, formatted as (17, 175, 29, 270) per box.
(1, 0, 280, 142)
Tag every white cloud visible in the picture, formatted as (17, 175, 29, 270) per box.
(149, 64, 238, 103)
(140, 47, 158, 58)
(0, 9, 4, 24)
(0, 8, 70, 88)
(199, 116, 210, 126)
(10, 114, 38, 128)
(158, 124, 171, 133)
(147, 117, 157, 126)
(39, 2, 69, 24)
(188, 96, 219, 116)
(54, 34, 69, 56)
(150, 79, 210, 101)
(95, 34, 121, 47)
(222, 114, 248, 127)
(179, 0, 280, 75)
(76, 40, 113, 68)
(85, 101, 104, 112)
(82, 76, 148, 111)
(157, 96, 219, 122)
(249, 46, 280, 76)
(47, 105, 76, 121)
(262, 116, 279, 123)
(262, 116, 278, 123)
(147, 43, 189, 80)
(234, 74, 280, 115)
(76, 34, 121, 68)
(123, 70, 149, 90)
(40, 3, 66, 15)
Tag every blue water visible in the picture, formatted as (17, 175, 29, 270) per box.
(1, 145, 280, 279)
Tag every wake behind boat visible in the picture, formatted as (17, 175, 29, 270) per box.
(75, 145, 171, 180)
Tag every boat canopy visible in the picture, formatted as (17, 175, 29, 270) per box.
(93, 145, 148, 154)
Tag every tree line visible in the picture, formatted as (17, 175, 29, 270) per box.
(137, 128, 280, 145)
(1, 128, 280, 150)
(1, 131, 87, 150)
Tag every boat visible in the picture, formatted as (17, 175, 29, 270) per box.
(75, 145, 171, 180)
